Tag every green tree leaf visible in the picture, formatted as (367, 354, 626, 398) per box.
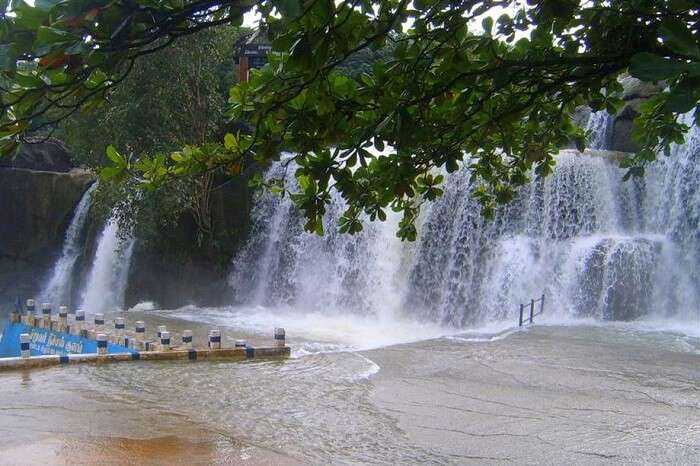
(659, 18, 700, 58)
(629, 53, 689, 81)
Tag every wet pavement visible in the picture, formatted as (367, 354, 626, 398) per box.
(1, 313, 699, 465)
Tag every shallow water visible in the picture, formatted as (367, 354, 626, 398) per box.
(1, 308, 700, 464)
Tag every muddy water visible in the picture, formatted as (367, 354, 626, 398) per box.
(1, 311, 699, 465)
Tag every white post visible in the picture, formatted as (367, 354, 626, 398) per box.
(24, 299, 35, 325)
(74, 309, 85, 335)
(157, 325, 167, 340)
(274, 328, 286, 347)
(182, 330, 193, 349)
(58, 306, 68, 329)
(41, 302, 51, 328)
(94, 313, 105, 332)
(135, 321, 146, 336)
(208, 329, 221, 349)
(115, 317, 125, 334)
(96, 333, 108, 355)
(20, 333, 30, 358)
(160, 331, 171, 351)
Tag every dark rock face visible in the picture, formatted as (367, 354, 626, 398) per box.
(610, 77, 665, 153)
(124, 175, 252, 309)
(572, 77, 664, 153)
(0, 167, 95, 307)
(0, 138, 75, 173)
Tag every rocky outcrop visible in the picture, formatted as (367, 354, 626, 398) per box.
(610, 76, 665, 153)
(0, 138, 75, 172)
(573, 76, 664, 153)
(124, 175, 253, 309)
(0, 167, 95, 307)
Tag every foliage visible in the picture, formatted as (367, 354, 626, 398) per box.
(1, 0, 699, 240)
(58, 25, 243, 166)
(57, 25, 246, 247)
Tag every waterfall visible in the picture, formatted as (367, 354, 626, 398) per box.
(231, 122, 699, 328)
(230, 156, 405, 316)
(407, 119, 699, 326)
(38, 183, 97, 307)
(79, 214, 135, 314)
(585, 110, 614, 150)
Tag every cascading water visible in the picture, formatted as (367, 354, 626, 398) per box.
(230, 156, 406, 316)
(231, 115, 699, 329)
(38, 183, 97, 307)
(584, 110, 614, 150)
(408, 113, 699, 326)
(79, 214, 135, 314)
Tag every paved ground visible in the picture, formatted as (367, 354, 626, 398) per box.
(368, 326, 700, 464)
(1, 318, 699, 465)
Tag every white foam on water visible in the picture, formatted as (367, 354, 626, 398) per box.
(128, 301, 158, 312)
(350, 353, 381, 381)
(166, 304, 457, 352)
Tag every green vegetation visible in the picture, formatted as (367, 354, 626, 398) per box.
(1, 1, 699, 239)
(54, 25, 245, 254)
(57, 26, 245, 247)
(59, 26, 244, 167)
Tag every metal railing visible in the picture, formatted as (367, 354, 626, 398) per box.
(518, 294, 545, 327)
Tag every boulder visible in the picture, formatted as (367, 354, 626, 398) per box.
(618, 75, 665, 101)
(0, 137, 75, 172)
(610, 77, 665, 153)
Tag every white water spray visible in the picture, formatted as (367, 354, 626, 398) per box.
(79, 214, 135, 314)
(585, 110, 614, 150)
(407, 114, 699, 326)
(231, 114, 699, 333)
(38, 183, 97, 307)
(230, 155, 407, 319)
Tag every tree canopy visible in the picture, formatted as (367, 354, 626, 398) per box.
(1, 0, 699, 239)
(58, 25, 245, 248)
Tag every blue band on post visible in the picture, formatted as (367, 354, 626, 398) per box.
(161, 338, 170, 345)
(182, 336, 192, 343)
(209, 336, 221, 343)
(97, 340, 107, 348)
(76, 316, 85, 321)
(60, 355, 70, 364)
(115, 324, 125, 329)
(95, 320, 104, 325)
(20, 342, 29, 351)
(274, 334, 285, 340)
